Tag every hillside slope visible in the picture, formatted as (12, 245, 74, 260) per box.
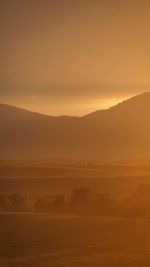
(1, 92, 150, 160)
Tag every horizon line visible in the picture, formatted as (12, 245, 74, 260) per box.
(0, 90, 149, 118)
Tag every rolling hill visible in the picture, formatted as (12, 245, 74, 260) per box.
(1, 91, 150, 160)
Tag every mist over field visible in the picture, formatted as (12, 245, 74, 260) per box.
(1, 159, 150, 267)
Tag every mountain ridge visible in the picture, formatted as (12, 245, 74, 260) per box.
(1, 91, 150, 160)
(1, 91, 150, 119)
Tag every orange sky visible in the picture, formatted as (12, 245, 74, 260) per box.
(0, 0, 150, 115)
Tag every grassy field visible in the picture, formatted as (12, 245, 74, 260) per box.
(2, 248, 150, 267)
(1, 160, 150, 198)
(1, 213, 150, 266)
(1, 161, 150, 266)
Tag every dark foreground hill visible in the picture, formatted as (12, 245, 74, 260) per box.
(1, 91, 150, 160)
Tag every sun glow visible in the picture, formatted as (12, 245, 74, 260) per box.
(85, 96, 131, 114)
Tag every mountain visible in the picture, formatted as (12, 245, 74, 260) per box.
(1, 91, 150, 160)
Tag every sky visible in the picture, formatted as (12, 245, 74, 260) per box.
(0, 0, 150, 116)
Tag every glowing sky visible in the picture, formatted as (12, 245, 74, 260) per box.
(0, 0, 150, 115)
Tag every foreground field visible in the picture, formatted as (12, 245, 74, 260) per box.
(2, 247, 150, 267)
(1, 213, 150, 266)
(1, 161, 150, 266)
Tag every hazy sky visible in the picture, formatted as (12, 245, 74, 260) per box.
(0, 0, 150, 115)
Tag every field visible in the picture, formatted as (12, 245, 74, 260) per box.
(1, 160, 150, 198)
(1, 213, 150, 266)
(1, 160, 150, 266)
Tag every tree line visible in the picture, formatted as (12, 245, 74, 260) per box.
(1, 184, 150, 217)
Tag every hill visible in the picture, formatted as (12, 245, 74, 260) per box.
(1, 92, 150, 160)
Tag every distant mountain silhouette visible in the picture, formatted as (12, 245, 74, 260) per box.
(1, 91, 150, 160)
